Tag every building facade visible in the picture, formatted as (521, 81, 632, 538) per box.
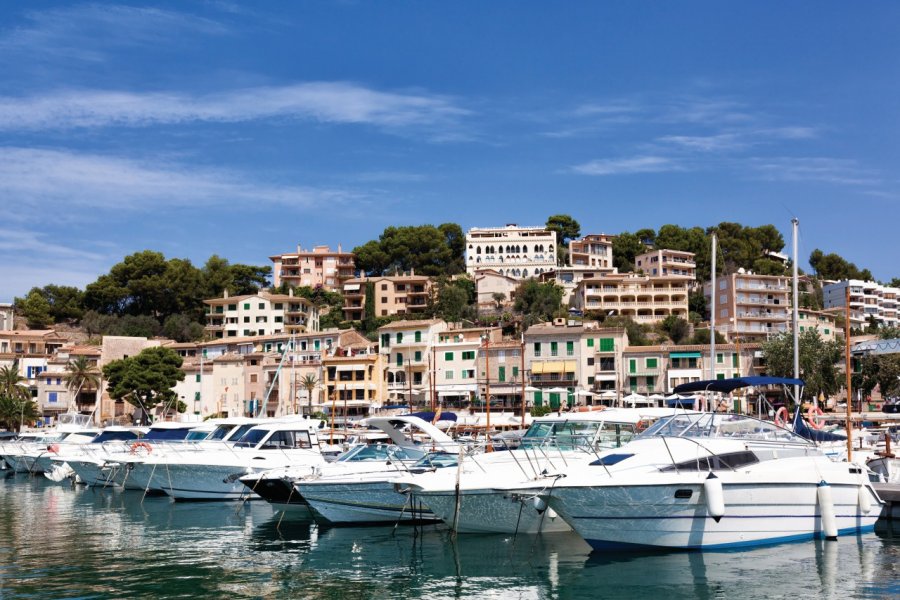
(524, 319, 601, 409)
(568, 234, 615, 270)
(377, 319, 448, 405)
(204, 291, 319, 339)
(465, 224, 557, 279)
(342, 275, 433, 321)
(270, 244, 355, 291)
(823, 279, 900, 329)
(0, 303, 13, 331)
(798, 309, 840, 342)
(473, 269, 519, 315)
(634, 249, 696, 279)
(704, 272, 791, 340)
(571, 274, 690, 323)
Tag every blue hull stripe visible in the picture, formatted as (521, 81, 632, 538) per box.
(585, 525, 876, 551)
(573, 513, 867, 520)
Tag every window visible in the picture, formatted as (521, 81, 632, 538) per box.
(587, 357, 595, 366)
(587, 376, 594, 385)
(415, 331, 422, 343)
(244, 303, 250, 310)
(732, 353, 738, 367)
(512, 366, 519, 378)
(259, 303, 265, 309)
(381, 284, 388, 290)
(629, 359, 636, 374)
(566, 341, 574, 356)
(550, 342, 558, 356)
(587, 338, 594, 348)
(314, 340, 320, 351)
(381, 333, 390, 348)
(414, 351, 422, 362)
(445, 352, 454, 361)
(716, 353, 724, 364)
(462, 351, 475, 360)
(396, 353, 403, 367)
(48, 391, 58, 403)
(274, 303, 283, 309)
(629, 377, 638, 391)
(534, 342, 542, 357)
(195, 374, 201, 383)
(397, 332, 404, 344)
(445, 370, 454, 380)
(228, 304, 237, 311)
(824, 328, 830, 335)
(498, 366, 506, 382)
(646, 376, 654, 390)
(250, 374, 258, 383)
(244, 316, 250, 323)
(599, 338, 614, 352)
(646, 358, 657, 369)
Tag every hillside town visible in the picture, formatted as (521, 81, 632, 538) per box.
(2, 221, 898, 428)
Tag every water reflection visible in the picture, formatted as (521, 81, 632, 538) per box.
(1, 475, 898, 600)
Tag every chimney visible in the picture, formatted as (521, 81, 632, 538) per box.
(288, 287, 294, 297)
(297, 243, 302, 253)
(223, 289, 229, 299)
(338, 243, 342, 253)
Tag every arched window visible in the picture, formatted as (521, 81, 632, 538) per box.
(522, 245, 528, 253)
(476, 246, 482, 254)
(515, 245, 521, 253)
(522, 268, 528, 277)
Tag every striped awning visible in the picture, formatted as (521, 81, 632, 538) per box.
(534, 361, 577, 373)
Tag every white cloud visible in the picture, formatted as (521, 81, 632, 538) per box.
(750, 157, 880, 186)
(569, 156, 682, 176)
(657, 133, 745, 152)
(0, 146, 359, 211)
(0, 83, 470, 137)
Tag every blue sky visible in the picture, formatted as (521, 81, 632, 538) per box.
(2, 1, 899, 302)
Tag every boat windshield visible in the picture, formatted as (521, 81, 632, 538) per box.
(638, 413, 812, 444)
(224, 424, 254, 442)
(57, 413, 93, 427)
(207, 425, 234, 441)
(92, 430, 139, 443)
(521, 420, 636, 450)
(185, 429, 213, 441)
(144, 428, 194, 442)
(411, 452, 458, 469)
(336, 443, 411, 463)
(232, 428, 269, 448)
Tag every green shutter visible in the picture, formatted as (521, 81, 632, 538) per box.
(534, 391, 543, 407)
(646, 358, 657, 369)
(445, 351, 454, 361)
(243, 303, 250, 310)
(195, 374, 200, 382)
(381, 333, 390, 347)
(587, 338, 594, 347)
(396, 353, 403, 367)
(566, 341, 574, 356)
(646, 376, 654, 390)
(549, 393, 561, 409)
(314, 340, 320, 351)
(415, 351, 422, 361)
(732, 353, 738, 367)
(716, 353, 723, 364)
(599, 338, 614, 352)
(534, 342, 541, 356)
(629, 377, 637, 391)
(512, 366, 519, 378)
(498, 366, 506, 382)
(397, 332, 403, 343)
(194, 391, 200, 401)
(415, 331, 422, 342)
(551, 342, 558, 356)
(716, 373, 725, 380)
(629, 359, 636, 374)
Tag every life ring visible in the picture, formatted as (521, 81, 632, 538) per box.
(576, 405, 605, 412)
(130, 441, 152, 454)
(774, 407, 789, 428)
(807, 406, 825, 430)
(47, 443, 60, 454)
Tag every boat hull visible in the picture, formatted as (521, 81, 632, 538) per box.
(547, 480, 880, 550)
(413, 488, 571, 534)
(298, 480, 437, 525)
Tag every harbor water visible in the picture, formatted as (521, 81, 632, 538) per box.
(1, 476, 898, 599)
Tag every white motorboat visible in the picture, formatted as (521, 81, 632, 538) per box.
(44, 426, 145, 482)
(534, 411, 882, 550)
(0, 413, 95, 473)
(287, 415, 462, 524)
(400, 408, 679, 534)
(150, 418, 327, 500)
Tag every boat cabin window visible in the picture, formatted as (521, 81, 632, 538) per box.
(659, 451, 759, 472)
(185, 429, 213, 441)
(522, 420, 635, 450)
(260, 430, 312, 450)
(208, 425, 234, 441)
(410, 452, 458, 471)
(337, 443, 410, 462)
(223, 424, 254, 442)
(640, 413, 811, 444)
(144, 428, 194, 442)
(233, 428, 268, 448)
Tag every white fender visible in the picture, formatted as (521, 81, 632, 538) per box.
(704, 472, 725, 522)
(546, 507, 558, 520)
(817, 481, 838, 540)
(858, 485, 872, 514)
(533, 496, 547, 514)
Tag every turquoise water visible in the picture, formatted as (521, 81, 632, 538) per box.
(1, 475, 898, 599)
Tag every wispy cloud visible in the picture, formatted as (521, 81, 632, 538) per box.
(0, 146, 360, 212)
(657, 133, 746, 152)
(750, 157, 880, 186)
(569, 155, 682, 176)
(0, 83, 470, 137)
(0, 4, 228, 64)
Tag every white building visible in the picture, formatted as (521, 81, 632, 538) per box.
(465, 224, 557, 280)
(204, 290, 320, 339)
(377, 319, 448, 404)
(0, 303, 13, 331)
(823, 280, 900, 329)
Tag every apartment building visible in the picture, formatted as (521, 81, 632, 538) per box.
(570, 274, 690, 324)
(539, 267, 615, 305)
(704, 271, 791, 341)
(322, 347, 385, 423)
(0, 329, 69, 403)
(586, 327, 629, 400)
(342, 274, 433, 320)
(436, 326, 501, 407)
(204, 290, 319, 339)
(473, 269, 519, 315)
(270, 244, 355, 291)
(798, 309, 839, 342)
(465, 224, 557, 279)
(0, 303, 13, 331)
(568, 234, 615, 270)
(622, 344, 762, 408)
(524, 319, 601, 409)
(377, 319, 448, 405)
(823, 279, 900, 329)
(35, 345, 102, 419)
(634, 249, 696, 279)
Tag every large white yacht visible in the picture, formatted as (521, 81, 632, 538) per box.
(530, 411, 882, 550)
(0, 413, 95, 473)
(400, 408, 678, 534)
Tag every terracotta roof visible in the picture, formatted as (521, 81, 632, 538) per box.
(623, 343, 761, 354)
(377, 319, 445, 330)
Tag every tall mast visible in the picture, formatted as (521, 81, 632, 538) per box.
(845, 286, 853, 462)
(710, 231, 717, 387)
(792, 218, 800, 406)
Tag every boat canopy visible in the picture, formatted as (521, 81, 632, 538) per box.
(673, 376, 804, 394)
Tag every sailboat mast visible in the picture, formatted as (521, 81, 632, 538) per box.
(791, 218, 800, 406)
(710, 232, 717, 390)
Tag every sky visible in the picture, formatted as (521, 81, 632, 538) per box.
(1, 1, 899, 302)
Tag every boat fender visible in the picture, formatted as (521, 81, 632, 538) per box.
(533, 496, 548, 514)
(857, 485, 872, 514)
(817, 481, 838, 540)
(704, 472, 725, 522)
(546, 507, 558, 520)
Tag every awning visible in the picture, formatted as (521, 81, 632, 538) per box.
(343, 284, 360, 291)
(669, 351, 701, 358)
(535, 361, 576, 373)
(335, 364, 365, 372)
(674, 376, 804, 394)
(667, 397, 697, 407)
(438, 391, 472, 397)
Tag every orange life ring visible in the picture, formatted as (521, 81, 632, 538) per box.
(807, 406, 825, 430)
(130, 441, 152, 454)
(774, 407, 789, 428)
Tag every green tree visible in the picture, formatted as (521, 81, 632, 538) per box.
(102, 347, 185, 423)
(660, 315, 691, 345)
(162, 314, 205, 342)
(63, 355, 101, 412)
(0, 395, 40, 432)
(362, 281, 377, 333)
(353, 223, 465, 277)
(40, 285, 85, 321)
(808, 249, 873, 281)
(546, 214, 581, 265)
(688, 329, 727, 345)
(228, 263, 272, 295)
(688, 291, 707, 322)
(858, 354, 900, 399)
(0, 363, 30, 403)
(602, 316, 651, 346)
(433, 279, 473, 323)
(15, 288, 53, 328)
(889, 278, 900, 289)
(761, 329, 843, 402)
(513, 280, 564, 326)
(300, 374, 320, 416)
(612, 232, 647, 272)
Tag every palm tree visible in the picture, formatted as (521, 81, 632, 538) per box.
(63, 355, 101, 412)
(0, 363, 29, 402)
(300, 374, 320, 416)
(0, 363, 38, 432)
